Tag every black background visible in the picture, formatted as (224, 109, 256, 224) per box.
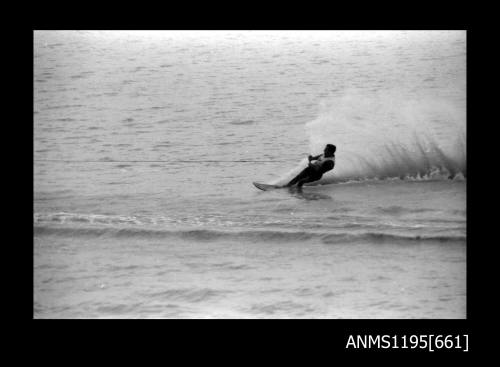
(16, 4, 486, 358)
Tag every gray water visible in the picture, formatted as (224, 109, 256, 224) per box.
(34, 31, 466, 318)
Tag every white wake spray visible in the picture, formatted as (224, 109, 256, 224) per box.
(272, 91, 466, 185)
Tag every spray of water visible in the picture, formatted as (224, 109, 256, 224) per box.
(272, 90, 466, 185)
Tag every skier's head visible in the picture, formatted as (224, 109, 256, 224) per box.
(324, 144, 336, 156)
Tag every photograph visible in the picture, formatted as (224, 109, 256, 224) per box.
(33, 30, 466, 319)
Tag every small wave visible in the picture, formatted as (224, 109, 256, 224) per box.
(322, 232, 465, 244)
(144, 288, 227, 303)
(107, 265, 140, 271)
(210, 262, 255, 271)
(246, 301, 315, 316)
(34, 224, 465, 244)
(95, 303, 143, 315)
(153, 142, 171, 149)
(374, 206, 435, 215)
(229, 120, 255, 125)
(70, 72, 93, 79)
(34, 212, 143, 225)
(46, 42, 64, 48)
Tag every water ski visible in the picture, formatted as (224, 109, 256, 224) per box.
(253, 182, 285, 191)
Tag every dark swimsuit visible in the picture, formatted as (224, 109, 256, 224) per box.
(287, 155, 335, 186)
(287, 167, 323, 186)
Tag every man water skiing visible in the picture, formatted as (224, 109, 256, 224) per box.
(285, 144, 336, 188)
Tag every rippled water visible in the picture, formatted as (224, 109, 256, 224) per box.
(34, 31, 466, 318)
